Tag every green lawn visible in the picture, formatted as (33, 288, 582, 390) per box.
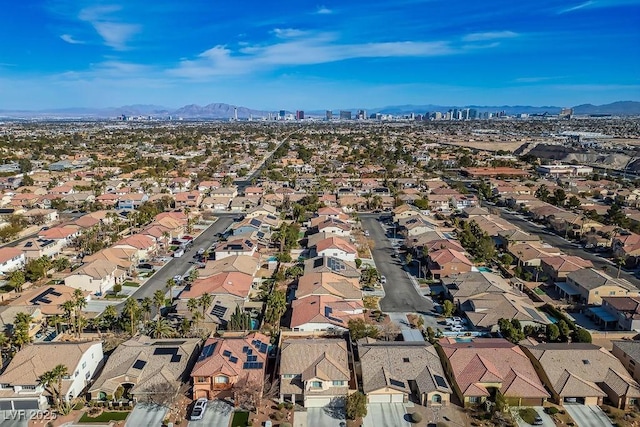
(79, 411, 130, 423)
(231, 411, 249, 427)
(123, 281, 140, 287)
(534, 287, 545, 295)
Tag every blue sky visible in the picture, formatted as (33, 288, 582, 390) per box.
(0, 0, 638, 110)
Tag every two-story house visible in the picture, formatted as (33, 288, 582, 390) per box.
(0, 342, 103, 410)
(279, 338, 350, 408)
(559, 268, 639, 305)
(64, 259, 125, 295)
(0, 247, 26, 274)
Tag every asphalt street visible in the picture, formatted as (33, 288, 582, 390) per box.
(115, 215, 235, 313)
(360, 214, 433, 313)
(495, 206, 640, 288)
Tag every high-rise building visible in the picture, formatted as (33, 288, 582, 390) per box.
(296, 110, 304, 120)
(357, 110, 367, 120)
(279, 110, 286, 120)
(234, 107, 238, 121)
(325, 110, 333, 120)
(339, 110, 352, 120)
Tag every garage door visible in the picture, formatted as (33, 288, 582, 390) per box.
(368, 394, 392, 403)
(391, 394, 404, 403)
(0, 400, 40, 411)
(305, 396, 345, 408)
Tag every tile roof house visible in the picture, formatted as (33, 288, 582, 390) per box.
(522, 342, 640, 409)
(199, 255, 259, 278)
(427, 249, 473, 279)
(315, 218, 352, 236)
(191, 333, 269, 404)
(8, 285, 90, 317)
(0, 247, 26, 274)
(0, 342, 103, 410)
(612, 341, 640, 383)
(296, 272, 362, 301)
(279, 338, 350, 408)
(540, 256, 594, 282)
(84, 247, 139, 273)
(596, 296, 640, 331)
(438, 337, 549, 407)
(114, 234, 158, 261)
(560, 268, 639, 305)
(213, 238, 258, 260)
(314, 236, 358, 262)
(179, 271, 254, 300)
(64, 259, 125, 296)
(303, 256, 361, 278)
(290, 295, 364, 332)
(358, 339, 451, 406)
(89, 336, 200, 402)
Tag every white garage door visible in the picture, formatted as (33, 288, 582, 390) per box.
(305, 397, 334, 408)
(391, 394, 404, 403)
(368, 394, 392, 404)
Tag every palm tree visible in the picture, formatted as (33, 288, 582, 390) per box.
(123, 298, 140, 336)
(53, 364, 68, 408)
(61, 300, 76, 335)
(148, 318, 175, 339)
(187, 298, 199, 316)
(0, 333, 9, 367)
(73, 289, 87, 338)
(153, 289, 166, 318)
(165, 278, 176, 302)
(162, 231, 170, 253)
(198, 293, 212, 318)
(141, 297, 152, 324)
(39, 370, 58, 408)
(101, 305, 118, 331)
(616, 255, 628, 278)
(191, 310, 203, 329)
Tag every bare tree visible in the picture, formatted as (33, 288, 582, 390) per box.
(235, 379, 262, 411)
(142, 382, 178, 407)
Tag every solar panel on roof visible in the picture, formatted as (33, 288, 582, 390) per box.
(389, 379, 405, 388)
(170, 354, 182, 363)
(434, 375, 447, 388)
(259, 343, 268, 354)
(243, 362, 264, 369)
(246, 349, 253, 355)
(211, 305, 228, 318)
(132, 360, 147, 370)
(222, 350, 231, 357)
(242, 346, 249, 353)
(153, 341, 186, 346)
(198, 343, 217, 361)
(247, 355, 257, 362)
(229, 356, 238, 363)
(153, 347, 178, 355)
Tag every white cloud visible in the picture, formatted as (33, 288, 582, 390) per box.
(558, 1, 595, 14)
(272, 28, 309, 39)
(169, 34, 454, 79)
(60, 34, 85, 44)
(78, 4, 140, 50)
(558, 0, 640, 13)
(462, 31, 518, 42)
(316, 6, 333, 14)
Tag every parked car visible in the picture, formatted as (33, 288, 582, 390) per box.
(445, 317, 463, 326)
(173, 275, 183, 283)
(449, 325, 464, 332)
(364, 230, 370, 237)
(197, 248, 205, 256)
(190, 398, 207, 421)
(533, 413, 543, 425)
(380, 275, 387, 284)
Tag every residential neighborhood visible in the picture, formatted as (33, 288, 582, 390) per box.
(0, 119, 638, 427)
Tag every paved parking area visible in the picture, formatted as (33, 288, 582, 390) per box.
(306, 407, 346, 427)
(125, 403, 168, 427)
(363, 403, 411, 427)
(188, 400, 233, 427)
(564, 405, 613, 427)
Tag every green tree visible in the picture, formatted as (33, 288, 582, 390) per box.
(149, 318, 175, 338)
(546, 324, 560, 342)
(229, 306, 251, 331)
(8, 270, 26, 292)
(348, 318, 379, 340)
(572, 328, 592, 343)
(501, 253, 514, 267)
(557, 320, 571, 341)
(101, 304, 118, 331)
(567, 195, 581, 209)
(52, 257, 70, 272)
(264, 290, 287, 327)
(198, 293, 213, 318)
(553, 188, 567, 206)
(442, 300, 455, 317)
(534, 184, 550, 202)
(165, 278, 176, 302)
(346, 392, 368, 420)
(123, 297, 140, 336)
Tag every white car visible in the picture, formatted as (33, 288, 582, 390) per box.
(445, 317, 463, 326)
(380, 275, 387, 284)
(190, 398, 208, 421)
(449, 325, 464, 332)
(364, 230, 370, 237)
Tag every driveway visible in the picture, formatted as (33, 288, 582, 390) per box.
(564, 404, 613, 427)
(360, 215, 433, 313)
(188, 399, 233, 427)
(512, 407, 554, 427)
(125, 403, 168, 427)
(363, 403, 411, 427)
(305, 407, 346, 427)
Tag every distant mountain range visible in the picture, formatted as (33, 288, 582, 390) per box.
(0, 101, 638, 119)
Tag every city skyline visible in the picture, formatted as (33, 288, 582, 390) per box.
(1, 0, 639, 110)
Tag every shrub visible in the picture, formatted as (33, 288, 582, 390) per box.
(284, 402, 293, 410)
(113, 284, 122, 293)
(281, 423, 292, 427)
(73, 401, 85, 410)
(519, 408, 537, 425)
(273, 411, 284, 421)
(546, 407, 559, 415)
(411, 412, 423, 423)
(277, 402, 285, 410)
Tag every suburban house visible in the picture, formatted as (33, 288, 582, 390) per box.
(558, 268, 639, 305)
(9, 285, 90, 317)
(38, 226, 81, 248)
(64, 259, 125, 295)
(114, 234, 158, 261)
(290, 295, 364, 332)
(84, 247, 139, 274)
(89, 336, 200, 402)
(0, 247, 26, 274)
(393, 204, 421, 222)
(0, 342, 103, 410)
(199, 255, 260, 278)
(0, 306, 42, 338)
(315, 218, 352, 236)
(245, 204, 277, 219)
(174, 191, 202, 208)
(591, 296, 640, 331)
(358, 339, 451, 406)
(612, 341, 640, 383)
(540, 256, 594, 282)
(522, 342, 640, 409)
(295, 272, 362, 301)
(180, 271, 254, 301)
(213, 238, 258, 260)
(399, 216, 436, 237)
(314, 237, 358, 262)
(279, 338, 350, 408)
(190, 333, 269, 403)
(438, 338, 549, 407)
(427, 249, 473, 279)
(303, 256, 361, 279)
